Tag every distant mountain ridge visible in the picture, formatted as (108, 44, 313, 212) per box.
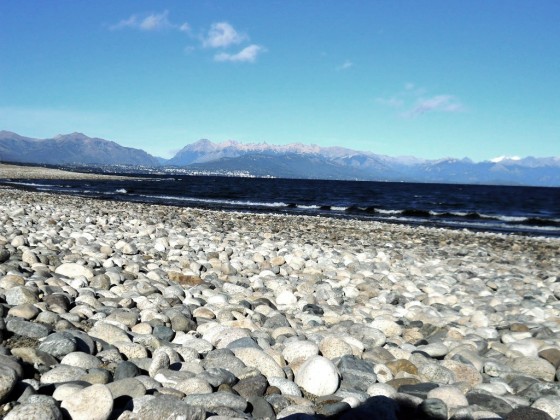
(1, 131, 559, 186)
(0, 131, 160, 166)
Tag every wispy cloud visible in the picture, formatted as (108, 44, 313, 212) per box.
(110, 10, 189, 33)
(110, 14, 264, 64)
(337, 60, 354, 71)
(203, 22, 246, 48)
(406, 95, 463, 117)
(214, 45, 265, 63)
(377, 83, 464, 118)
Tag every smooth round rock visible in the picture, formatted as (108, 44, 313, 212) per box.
(106, 378, 146, 399)
(114, 361, 141, 380)
(294, 355, 339, 397)
(418, 398, 448, 420)
(173, 377, 213, 395)
(40, 365, 87, 384)
(532, 396, 560, 419)
(232, 347, 285, 378)
(320, 336, 354, 359)
(268, 377, 302, 397)
(0, 365, 18, 403)
(276, 290, 297, 306)
(8, 303, 39, 320)
(510, 357, 556, 381)
(5, 286, 38, 305)
(6, 318, 49, 338)
(60, 352, 102, 369)
(4, 402, 63, 420)
(427, 385, 468, 410)
(55, 263, 94, 279)
(88, 322, 131, 345)
(504, 406, 554, 420)
(366, 383, 398, 398)
(282, 340, 319, 363)
(60, 384, 113, 420)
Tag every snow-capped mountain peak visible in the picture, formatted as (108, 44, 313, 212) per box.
(490, 155, 522, 163)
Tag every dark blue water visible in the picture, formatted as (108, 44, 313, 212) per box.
(3, 175, 560, 237)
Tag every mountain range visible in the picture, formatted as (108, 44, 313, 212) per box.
(1, 130, 559, 186)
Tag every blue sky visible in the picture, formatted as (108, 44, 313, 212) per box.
(1, 1, 559, 161)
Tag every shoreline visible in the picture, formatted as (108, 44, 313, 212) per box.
(1, 187, 560, 418)
(0, 162, 144, 180)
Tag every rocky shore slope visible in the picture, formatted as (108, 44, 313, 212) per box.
(0, 163, 140, 180)
(1, 187, 559, 419)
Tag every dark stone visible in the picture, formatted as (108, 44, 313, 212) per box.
(249, 396, 276, 419)
(339, 396, 398, 420)
(466, 391, 513, 417)
(265, 386, 281, 396)
(226, 337, 261, 350)
(316, 401, 352, 417)
(63, 330, 96, 354)
(202, 353, 247, 376)
(251, 297, 277, 310)
(43, 293, 72, 312)
(398, 382, 439, 399)
(302, 304, 324, 316)
(106, 378, 146, 399)
(337, 355, 375, 374)
(417, 398, 448, 420)
(337, 355, 377, 391)
(152, 325, 174, 342)
(532, 327, 555, 339)
(0, 249, 10, 263)
(6, 318, 50, 338)
(263, 314, 291, 329)
(197, 367, 237, 387)
(114, 361, 141, 380)
(339, 371, 377, 393)
(387, 378, 420, 389)
(169, 312, 196, 333)
(14, 381, 36, 403)
(504, 406, 554, 420)
(233, 374, 268, 398)
(0, 354, 24, 379)
(205, 348, 235, 359)
(517, 381, 560, 402)
(266, 394, 291, 415)
(37, 332, 77, 358)
(506, 375, 539, 394)
(539, 348, 560, 369)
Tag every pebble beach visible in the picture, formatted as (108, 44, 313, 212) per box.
(1, 176, 560, 419)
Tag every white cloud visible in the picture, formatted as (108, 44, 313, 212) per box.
(111, 15, 138, 31)
(110, 10, 189, 33)
(179, 23, 191, 33)
(214, 44, 265, 63)
(203, 22, 246, 48)
(337, 60, 353, 71)
(406, 95, 463, 117)
(139, 10, 172, 30)
(377, 84, 464, 118)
